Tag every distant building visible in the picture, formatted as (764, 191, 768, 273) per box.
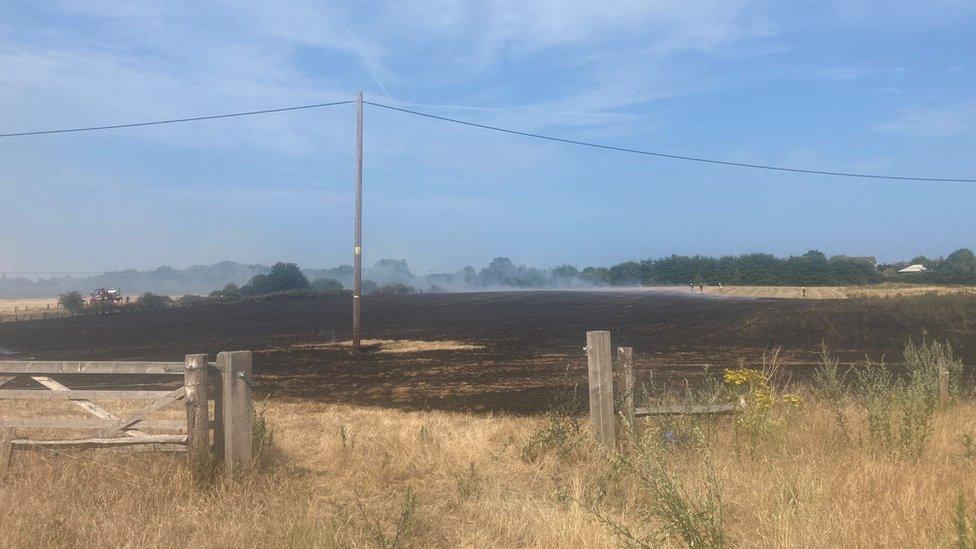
(898, 264, 927, 273)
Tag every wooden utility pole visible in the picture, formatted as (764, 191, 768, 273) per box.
(353, 91, 364, 352)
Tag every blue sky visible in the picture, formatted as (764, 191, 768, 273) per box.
(1, 1, 975, 274)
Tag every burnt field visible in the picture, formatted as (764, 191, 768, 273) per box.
(2, 290, 975, 413)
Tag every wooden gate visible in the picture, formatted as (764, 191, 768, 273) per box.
(0, 351, 253, 474)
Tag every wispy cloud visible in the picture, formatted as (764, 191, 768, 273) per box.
(0, 1, 772, 149)
(878, 98, 976, 137)
(812, 65, 907, 82)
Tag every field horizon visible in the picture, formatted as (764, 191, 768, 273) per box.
(3, 289, 974, 412)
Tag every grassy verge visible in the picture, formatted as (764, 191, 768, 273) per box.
(0, 390, 975, 547)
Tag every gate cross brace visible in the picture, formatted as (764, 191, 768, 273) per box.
(29, 376, 148, 437)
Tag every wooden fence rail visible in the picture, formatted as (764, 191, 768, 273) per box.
(586, 331, 740, 447)
(0, 351, 253, 476)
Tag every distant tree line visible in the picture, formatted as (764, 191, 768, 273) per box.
(57, 262, 348, 314)
(51, 248, 976, 313)
(634, 250, 881, 286)
(572, 248, 976, 287)
(462, 253, 883, 287)
(205, 262, 346, 302)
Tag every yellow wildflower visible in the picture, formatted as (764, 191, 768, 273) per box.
(782, 393, 803, 407)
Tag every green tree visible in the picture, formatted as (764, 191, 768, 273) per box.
(209, 283, 242, 301)
(608, 261, 642, 286)
(176, 294, 205, 307)
(266, 262, 310, 291)
(137, 292, 172, 310)
(552, 264, 579, 279)
(362, 279, 378, 295)
(242, 262, 310, 295)
(939, 248, 976, 283)
(57, 291, 86, 313)
(580, 266, 610, 285)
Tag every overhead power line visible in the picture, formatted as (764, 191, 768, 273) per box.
(0, 100, 354, 138)
(0, 95, 971, 183)
(366, 101, 976, 183)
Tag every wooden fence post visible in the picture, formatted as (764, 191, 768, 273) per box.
(586, 331, 615, 446)
(617, 347, 636, 429)
(217, 351, 252, 474)
(0, 427, 13, 478)
(939, 358, 950, 408)
(184, 354, 209, 461)
(211, 363, 224, 462)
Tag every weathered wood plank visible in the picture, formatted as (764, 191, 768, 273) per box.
(616, 347, 635, 428)
(12, 434, 186, 448)
(0, 418, 185, 429)
(0, 389, 180, 401)
(939, 358, 950, 407)
(0, 362, 184, 375)
(115, 443, 188, 454)
(212, 364, 225, 462)
(184, 354, 209, 460)
(586, 331, 615, 446)
(0, 428, 12, 477)
(218, 351, 253, 474)
(112, 387, 186, 432)
(635, 403, 738, 416)
(30, 376, 120, 422)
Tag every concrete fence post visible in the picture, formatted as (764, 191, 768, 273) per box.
(586, 331, 615, 446)
(217, 351, 253, 474)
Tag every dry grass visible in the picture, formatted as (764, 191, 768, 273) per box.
(286, 339, 485, 353)
(624, 284, 976, 300)
(0, 298, 59, 316)
(2, 395, 976, 547)
(700, 285, 847, 299)
(576, 286, 849, 299)
(700, 284, 976, 300)
(843, 284, 976, 299)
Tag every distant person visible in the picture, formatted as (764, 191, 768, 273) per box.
(699, 283, 704, 294)
(801, 287, 807, 298)
(718, 283, 724, 292)
(690, 282, 695, 293)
